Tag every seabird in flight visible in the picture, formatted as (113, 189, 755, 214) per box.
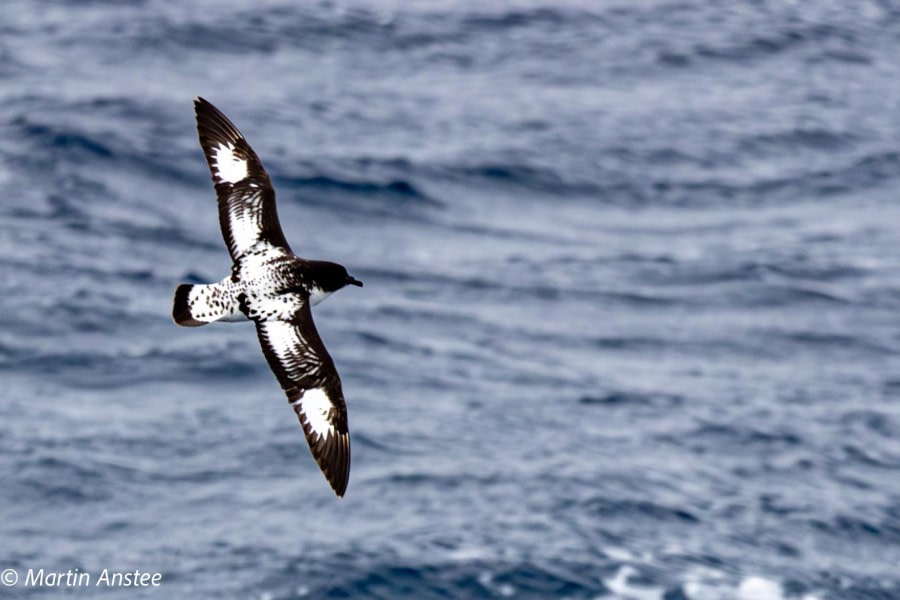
(173, 97, 362, 497)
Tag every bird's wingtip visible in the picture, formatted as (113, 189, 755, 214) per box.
(194, 97, 212, 114)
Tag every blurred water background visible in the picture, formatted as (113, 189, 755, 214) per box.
(1, 1, 900, 598)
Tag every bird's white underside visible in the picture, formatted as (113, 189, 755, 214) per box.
(187, 281, 244, 322)
(213, 143, 248, 184)
(308, 286, 333, 306)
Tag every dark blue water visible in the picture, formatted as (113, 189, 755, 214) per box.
(1, 1, 900, 598)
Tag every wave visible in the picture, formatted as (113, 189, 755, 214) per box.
(0, 342, 262, 389)
(13, 455, 113, 504)
(276, 173, 443, 218)
(810, 514, 900, 545)
(739, 128, 859, 157)
(694, 22, 863, 62)
(650, 150, 900, 205)
(272, 557, 614, 600)
(13, 119, 114, 159)
(579, 391, 684, 408)
(116, 4, 606, 56)
(584, 497, 700, 524)
(840, 410, 899, 438)
(683, 422, 804, 450)
(435, 162, 600, 195)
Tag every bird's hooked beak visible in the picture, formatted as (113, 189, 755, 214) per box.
(346, 275, 363, 288)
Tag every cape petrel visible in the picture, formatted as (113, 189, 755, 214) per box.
(172, 97, 362, 497)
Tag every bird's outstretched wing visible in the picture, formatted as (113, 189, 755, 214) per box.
(252, 301, 351, 497)
(194, 97, 291, 259)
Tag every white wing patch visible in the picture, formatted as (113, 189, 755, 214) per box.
(212, 143, 248, 184)
(226, 188, 267, 254)
(258, 310, 310, 349)
(293, 388, 335, 440)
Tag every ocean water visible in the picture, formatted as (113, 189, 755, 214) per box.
(1, 0, 899, 598)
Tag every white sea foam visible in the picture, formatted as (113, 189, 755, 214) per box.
(604, 566, 665, 600)
(738, 577, 783, 600)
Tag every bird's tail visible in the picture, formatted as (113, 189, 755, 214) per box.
(172, 281, 244, 327)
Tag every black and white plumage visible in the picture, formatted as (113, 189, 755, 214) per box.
(173, 97, 362, 497)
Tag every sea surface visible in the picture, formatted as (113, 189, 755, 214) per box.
(1, 1, 899, 598)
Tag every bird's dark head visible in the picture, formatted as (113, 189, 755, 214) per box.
(308, 260, 363, 295)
